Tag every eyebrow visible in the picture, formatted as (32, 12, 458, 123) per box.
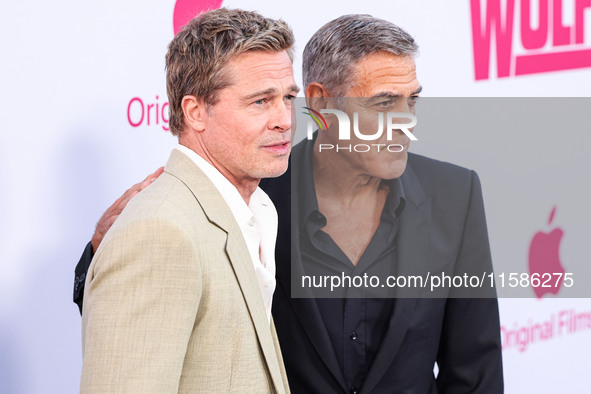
(242, 84, 301, 101)
(373, 85, 423, 98)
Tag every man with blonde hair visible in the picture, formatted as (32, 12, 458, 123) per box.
(80, 8, 298, 393)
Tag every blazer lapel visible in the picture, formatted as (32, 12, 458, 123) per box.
(164, 149, 287, 393)
(274, 140, 348, 391)
(225, 232, 287, 393)
(362, 161, 432, 394)
(279, 245, 348, 391)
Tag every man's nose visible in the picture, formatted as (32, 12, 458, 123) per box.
(269, 101, 292, 131)
(393, 97, 415, 114)
(392, 98, 416, 135)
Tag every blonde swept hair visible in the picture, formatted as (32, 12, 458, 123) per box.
(165, 8, 295, 135)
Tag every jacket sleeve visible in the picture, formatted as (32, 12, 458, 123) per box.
(436, 171, 504, 393)
(80, 218, 202, 393)
(73, 241, 94, 314)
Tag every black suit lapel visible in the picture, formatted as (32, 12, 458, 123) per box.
(362, 160, 432, 394)
(269, 139, 348, 391)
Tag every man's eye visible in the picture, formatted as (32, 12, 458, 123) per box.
(284, 95, 296, 102)
(376, 99, 395, 108)
(254, 98, 267, 105)
(408, 96, 419, 105)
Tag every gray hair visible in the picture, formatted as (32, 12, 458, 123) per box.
(302, 14, 418, 96)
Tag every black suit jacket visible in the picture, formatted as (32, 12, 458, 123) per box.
(74, 138, 503, 393)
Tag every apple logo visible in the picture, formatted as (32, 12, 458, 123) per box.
(528, 206, 565, 298)
(173, 0, 224, 35)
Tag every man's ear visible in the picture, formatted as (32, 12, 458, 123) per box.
(305, 82, 329, 107)
(181, 95, 207, 132)
(305, 82, 337, 128)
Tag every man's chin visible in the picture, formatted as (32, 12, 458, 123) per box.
(379, 158, 408, 180)
(255, 160, 290, 179)
(267, 164, 290, 178)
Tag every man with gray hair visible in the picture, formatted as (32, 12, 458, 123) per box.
(75, 13, 503, 393)
(267, 14, 503, 393)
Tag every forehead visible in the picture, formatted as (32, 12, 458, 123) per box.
(224, 50, 295, 90)
(348, 51, 419, 97)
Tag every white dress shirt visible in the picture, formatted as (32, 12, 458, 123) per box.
(175, 145, 277, 322)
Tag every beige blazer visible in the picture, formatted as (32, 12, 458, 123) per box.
(81, 150, 289, 393)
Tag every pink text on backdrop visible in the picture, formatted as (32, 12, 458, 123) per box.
(127, 96, 170, 132)
(470, 0, 591, 80)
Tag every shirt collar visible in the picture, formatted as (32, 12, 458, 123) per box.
(175, 144, 272, 228)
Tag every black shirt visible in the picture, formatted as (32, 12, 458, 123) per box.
(296, 139, 406, 391)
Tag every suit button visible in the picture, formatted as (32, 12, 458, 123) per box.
(349, 332, 358, 341)
(350, 386, 359, 394)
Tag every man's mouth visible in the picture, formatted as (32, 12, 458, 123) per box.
(262, 141, 291, 155)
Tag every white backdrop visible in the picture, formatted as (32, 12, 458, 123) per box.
(1, 0, 590, 392)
